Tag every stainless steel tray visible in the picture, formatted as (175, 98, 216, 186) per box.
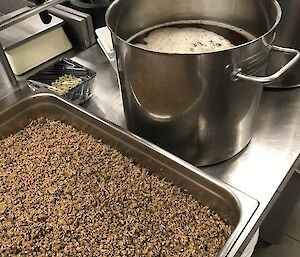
(0, 90, 258, 256)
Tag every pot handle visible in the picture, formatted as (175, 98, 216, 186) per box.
(233, 45, 300, 83)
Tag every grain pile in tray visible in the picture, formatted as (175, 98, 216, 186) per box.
(0, 118, 233, 256)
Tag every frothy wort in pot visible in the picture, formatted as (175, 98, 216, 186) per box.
(128, 21, 255, 54)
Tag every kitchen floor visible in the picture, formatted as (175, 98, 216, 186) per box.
(252, 189, 300, 257)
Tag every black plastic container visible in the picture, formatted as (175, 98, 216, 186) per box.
(27, 58, 96, 104)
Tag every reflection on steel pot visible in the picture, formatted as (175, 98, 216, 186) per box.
(105, 0, 299, 166)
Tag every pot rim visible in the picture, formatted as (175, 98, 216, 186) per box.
(105, 0, 282, 55)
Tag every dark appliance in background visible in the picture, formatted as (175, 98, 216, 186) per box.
(68, 0, 113, 29)
(31, 0, 52, 24)
(266, 0, 300, 88)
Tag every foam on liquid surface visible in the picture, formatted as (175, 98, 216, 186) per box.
(135, 27, 234, 54)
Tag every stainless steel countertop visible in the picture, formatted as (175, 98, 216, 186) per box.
(1, 44, 299, 256)
(204, 87, 300, 255)
(71, 45, 300, 256)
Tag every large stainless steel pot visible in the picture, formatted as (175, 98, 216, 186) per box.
(105, 0, 299, 166)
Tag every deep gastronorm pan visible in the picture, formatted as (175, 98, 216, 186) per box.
(0, 90, 258, 256)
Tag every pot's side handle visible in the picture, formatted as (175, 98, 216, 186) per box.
(233, 45, 300, 83)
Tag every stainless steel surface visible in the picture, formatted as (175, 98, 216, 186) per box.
(0, 7, 64, 50)
(235, 45, 300, 83)
(0, 0, 33, 15)
(55, 4, 96, 45)
(294, 156, 300, 173)
(0, 90, 258, 257)
(105, 0, 287, 166)
(0, 0, 67, 30)
(203, 88, 300, 255)
(0, 44, 17, 89)
(265, 0, 300, 88)
(67, 45, 300, 256)
(49, 6, 91, 49)
(0, 0, 69, 95)
(72, 46, 125, 127)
